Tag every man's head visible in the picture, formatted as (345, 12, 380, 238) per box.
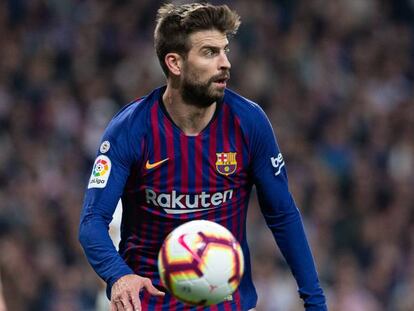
(154, 3, 240, 76)
(154, 3, 241, 107)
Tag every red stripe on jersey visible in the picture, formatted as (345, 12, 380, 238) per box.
(168, 296, 177, 311)
(151, 101, 161, 192)
(141, 290, 151, 309)
(195, 135, 203, 193)
(223, 302, 232, 311)
(222, 103, 231, 151)
(154, 294, 164, 311)
(164, 115, 175, 192)
(233, 290, 242, 310)
(221, 105, 231, 179)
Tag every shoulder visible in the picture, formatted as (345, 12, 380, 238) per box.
(100, 88, 164, 160)
(224, 88, 263, 114)
(223, 88, 271, 129)
(106, 87, 162, 137)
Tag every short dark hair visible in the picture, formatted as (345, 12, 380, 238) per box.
(154, 2, 241, 76)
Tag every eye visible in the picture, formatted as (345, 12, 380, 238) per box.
(203, 48, 217, 57)
(224, 47, 230, 54)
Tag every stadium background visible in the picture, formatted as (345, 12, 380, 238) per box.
(0, 0, 413, 310)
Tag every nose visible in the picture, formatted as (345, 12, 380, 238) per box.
(219, 51, 231, 70)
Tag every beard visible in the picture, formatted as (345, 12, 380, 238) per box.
(181, 71, 229, 108)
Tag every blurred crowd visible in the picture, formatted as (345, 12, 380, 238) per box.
(0, 0, 413, 310)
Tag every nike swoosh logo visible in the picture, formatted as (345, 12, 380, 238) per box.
(145, 158, 169, 170)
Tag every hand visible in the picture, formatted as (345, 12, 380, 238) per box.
(110, 274, 165, 311)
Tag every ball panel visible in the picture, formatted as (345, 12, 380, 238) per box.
(202, 243, 237, 282)
(171, 277, 210, 305)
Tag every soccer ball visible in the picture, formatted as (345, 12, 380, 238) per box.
(158, 220, 244, 306)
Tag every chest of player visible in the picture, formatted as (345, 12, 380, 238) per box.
(139, 132, 249, 193)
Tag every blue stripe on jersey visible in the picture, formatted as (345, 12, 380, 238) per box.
(217, 302, 225, 311)
(160, 294, 168, 311)
(179, 132, 190, 224)
(237, 115, 250, 242)
(147, 295, 155, 311)
(148, 102, 157, 188)
(232, 114, 245, 243)
(187, 137, 196, 193)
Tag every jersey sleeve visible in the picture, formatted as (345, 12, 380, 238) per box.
(248, 105, 327, 310)
(78, 104, 143, 291)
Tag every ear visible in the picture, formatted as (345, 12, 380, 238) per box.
(164, 53, 183, 76)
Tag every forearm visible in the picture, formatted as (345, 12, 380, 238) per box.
(78, 213, 134, 289)
(264, 208, 327, 309)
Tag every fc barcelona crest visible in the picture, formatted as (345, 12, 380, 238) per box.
(216, 152, 237, 176)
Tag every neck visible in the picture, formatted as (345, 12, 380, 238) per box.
(162, 85, 217, 136)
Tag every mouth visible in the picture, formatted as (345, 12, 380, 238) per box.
(212, 76, 229, 88)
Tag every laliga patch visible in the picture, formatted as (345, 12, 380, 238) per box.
(88, 155, 111, 189)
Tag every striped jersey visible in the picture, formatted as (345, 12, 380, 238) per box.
(79, 86, 327, 310)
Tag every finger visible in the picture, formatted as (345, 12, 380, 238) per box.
(111, 299, 122, 311)
(121, 296, 134, 311)
(115, 301, 124, 311)
(129, 291, 142, 311)
(143, 279, 165, 296)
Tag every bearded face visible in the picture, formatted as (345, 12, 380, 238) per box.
(178, 30, 231, 108)
(180, 63, 229, 108)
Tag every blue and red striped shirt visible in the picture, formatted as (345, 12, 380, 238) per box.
(79, 86, 327, 310)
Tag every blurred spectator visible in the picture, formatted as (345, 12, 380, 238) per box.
(0, 273, 6, 311)
(0, 0, 414, 310)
